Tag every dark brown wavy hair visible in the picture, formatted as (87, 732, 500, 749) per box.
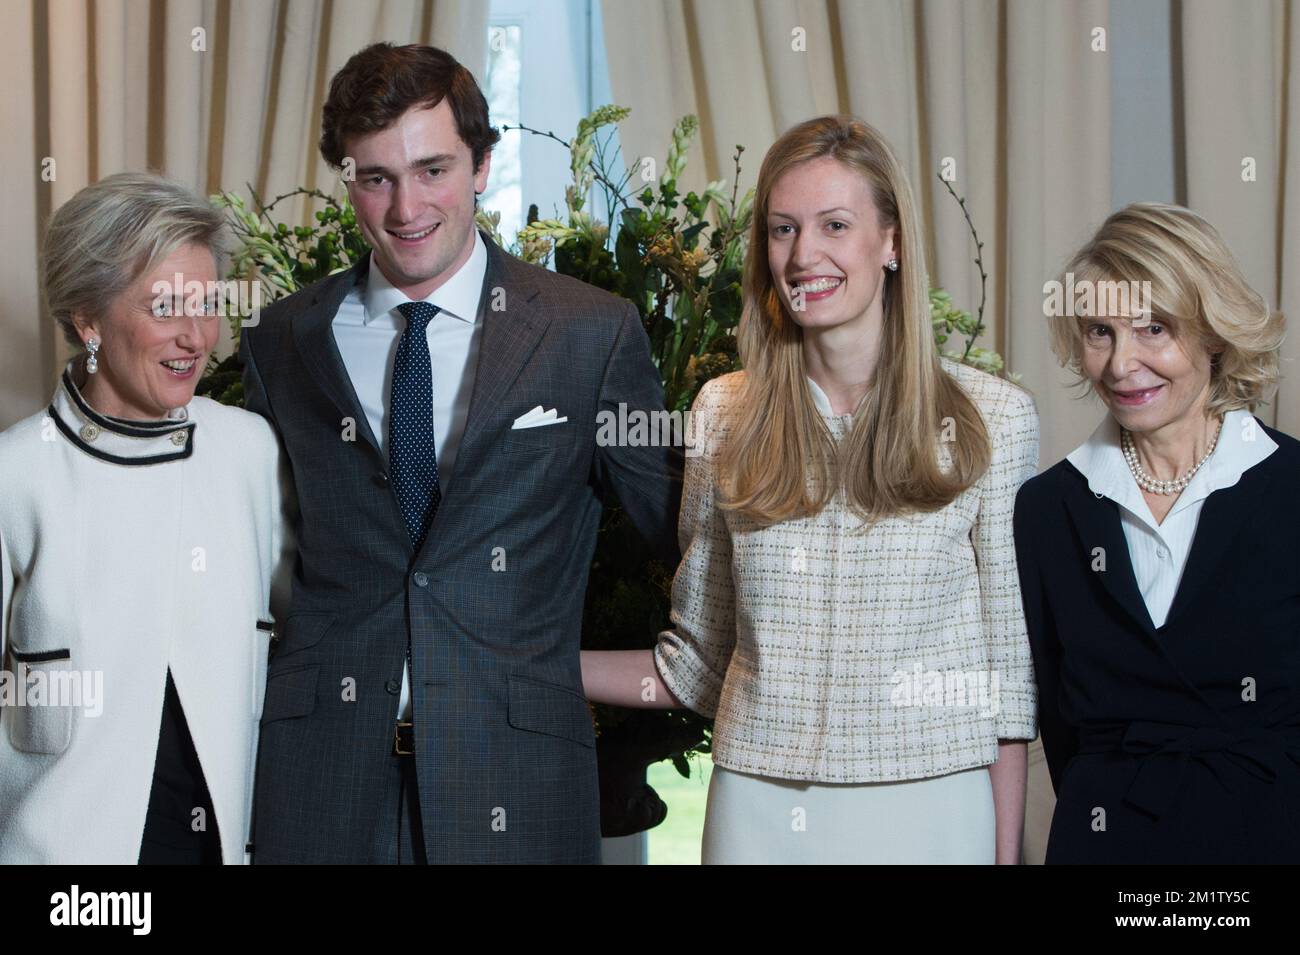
(320, 43, 501, 173)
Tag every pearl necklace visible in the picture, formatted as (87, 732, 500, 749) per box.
(1120, 417, 1223, 495)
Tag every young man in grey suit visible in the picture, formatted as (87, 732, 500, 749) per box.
(240, 43, 683, 863)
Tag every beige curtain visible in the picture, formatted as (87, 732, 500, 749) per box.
(1179, 0, 1299, 434)
(602, 0, 1113, 475)
(602, 0, 1114, 864)
(0, 0, 487, 430)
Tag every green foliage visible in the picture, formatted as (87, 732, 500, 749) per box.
(931, 289, 1003, 375)
(516, 113, 751, 414)
(210, 186, 370, 342)
(199, 187, 373, 393)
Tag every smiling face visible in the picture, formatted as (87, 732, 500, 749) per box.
(1081, 313, 1215, 435)
(74, 242, 220, 419)
(345, 98, 491, 300)
(766, 156, 897, 335)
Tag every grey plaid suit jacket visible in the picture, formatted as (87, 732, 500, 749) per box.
(240, 228, 683, 863)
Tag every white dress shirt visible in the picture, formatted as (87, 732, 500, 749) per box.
(1066, 408, 1277, 628)
(333, 230, 488, 719)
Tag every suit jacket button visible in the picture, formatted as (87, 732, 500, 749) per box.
(373, 472, 390, 488)
(413, 571, 429, 587)
(385, 679, 400, 694)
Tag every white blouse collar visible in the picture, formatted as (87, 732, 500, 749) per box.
(1066, 408, 1277, 522)
(49, 360, 197, 466)
(806, 376, 856, 419)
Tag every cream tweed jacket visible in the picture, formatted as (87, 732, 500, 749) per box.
(653, 357, 1040, 783)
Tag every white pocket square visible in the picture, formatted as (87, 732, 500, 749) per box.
(512, 406, 568, 429)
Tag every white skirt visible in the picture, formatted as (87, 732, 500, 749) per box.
(701, 763, 995, 864)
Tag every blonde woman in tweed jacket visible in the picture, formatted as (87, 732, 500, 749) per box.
(582, 116, 1039, 864)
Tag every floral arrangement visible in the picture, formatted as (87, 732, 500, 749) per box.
(195, 188, 368, 406)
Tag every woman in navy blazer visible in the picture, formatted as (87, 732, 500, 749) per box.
(1015, 202, 1300, 863)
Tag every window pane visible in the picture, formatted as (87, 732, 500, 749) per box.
(482, 24, 523, 243)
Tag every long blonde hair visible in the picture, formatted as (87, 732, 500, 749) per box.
(718, 115, 990, 527)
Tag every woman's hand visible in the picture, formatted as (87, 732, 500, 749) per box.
(989, 739, 1028, 864)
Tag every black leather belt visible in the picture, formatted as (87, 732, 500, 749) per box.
(393, 721, 415, 757)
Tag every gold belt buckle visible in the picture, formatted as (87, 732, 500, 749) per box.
(394, 721, 414, 756)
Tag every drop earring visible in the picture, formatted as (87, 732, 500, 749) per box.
(86, 338, 100, 374)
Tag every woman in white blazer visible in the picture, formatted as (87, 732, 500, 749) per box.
(0, 172, 291, 864)
(581, 117, 1039, 864)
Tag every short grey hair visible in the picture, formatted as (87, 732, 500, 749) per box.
(41, 171, 227, 348)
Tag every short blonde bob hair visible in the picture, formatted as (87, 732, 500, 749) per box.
(41, 171, 226, 349)
(1048, 202, 1283, 415)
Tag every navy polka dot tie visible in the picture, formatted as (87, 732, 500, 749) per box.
(390, 301, 442, 554)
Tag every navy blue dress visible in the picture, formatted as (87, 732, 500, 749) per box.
(1013, 421, 1300, 863)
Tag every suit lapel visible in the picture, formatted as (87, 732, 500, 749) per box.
(413, 232, 552, 565)
(1062, 454, 1273, 637)
(1061, 463, 1160, 638)
(453, 232, 552, 462)
(1162, 464, 1272, 628)
(290, 256, 384, 459)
